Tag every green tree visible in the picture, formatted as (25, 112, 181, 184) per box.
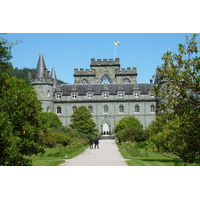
(0, 36, 46, 166)
(40, 112, 63, 129)
(114, 116, 144, 143)
(70, 106, 97, 137)
(150, 34, 200, 163)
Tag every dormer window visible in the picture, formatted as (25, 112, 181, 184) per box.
(103, 92, 109, 98)
(56, 93, 61, 99)
(118, 91, 124, 98)
(72, 92, 77, 99)
(134, 91, 140, 98)
(87, 92, 93, 99)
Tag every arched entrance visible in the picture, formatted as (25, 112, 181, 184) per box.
(101, 119, 111, 136)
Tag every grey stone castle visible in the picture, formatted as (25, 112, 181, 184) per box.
(30, 51, 156, 135)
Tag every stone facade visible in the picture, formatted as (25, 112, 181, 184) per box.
(30, 52, 156, 135)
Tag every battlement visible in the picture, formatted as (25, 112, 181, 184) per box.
(90, 58, 120, 66)
(116, 67, 137, 75)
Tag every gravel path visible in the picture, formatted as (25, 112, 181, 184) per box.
(60, 139, 128, 166)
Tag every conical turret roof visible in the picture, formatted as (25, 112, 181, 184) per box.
(50, 66, 58, 88)
(35, 51, 47, 79)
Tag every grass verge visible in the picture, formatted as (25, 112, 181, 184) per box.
(28, 144, 89, 166)
(117, 142, 199, 166)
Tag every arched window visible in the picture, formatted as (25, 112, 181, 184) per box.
(103, 105, 108, 114)
(99, 75, 112, 84)
(119, 105, 124, 113)
(81, 79, 89, 84)
(57, 106, 61, 115)
(72, 105, 77, 112)
(150, 105, 155, 113)
(88, 105, 93, 113)
(47, 106, 50, 112)
(122, 78, 131, 83)
(47, 90, 50, 97)
(135, 105, 140, 113)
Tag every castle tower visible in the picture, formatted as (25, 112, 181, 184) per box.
(30, 51, 54, 112)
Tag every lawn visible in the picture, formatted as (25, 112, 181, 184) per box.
(28, 144, 88, 166)
(117, 143, 199, 166)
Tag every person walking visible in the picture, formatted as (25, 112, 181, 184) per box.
(94, 137, 99, 149)
(89, 138, 94, 149)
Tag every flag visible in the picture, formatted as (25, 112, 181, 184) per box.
(114, 41, 120, 45)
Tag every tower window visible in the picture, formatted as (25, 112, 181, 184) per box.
(122, 78, 131, 83)
(81, 79, 89, 84)
(47, 90, 50, 97)
(57, 106, 62, 115)
(100, 75, 112, 84)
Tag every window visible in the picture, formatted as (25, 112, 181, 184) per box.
(57, 106, 62, 115)
(47, 106, 50, 112)
(72, 106, 77, 112)
(150, 105, 155, 113)
(100, 75, 112, 84)
(87, 92, 93, 99)
(103, 105, 108, 114)
(118, 91, 124, 98)
(150, 93, 154, 98)
(103, 92, 109, 98)
(122, 78, 131, 83)
(72, 92, 77, 99)
(88, 105, 93, 113)
(81, 79, 89, 84)
(119, 105, 124, 114)
(56, 93, 61, 99)
(134, 92, 140, 98)
(47, 90, 50, 97)
(135, 105, 140, 113)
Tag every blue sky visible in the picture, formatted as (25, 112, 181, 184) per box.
(4, 33, 195, 84)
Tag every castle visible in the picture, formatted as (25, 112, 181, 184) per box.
(30, 51, 156, 135)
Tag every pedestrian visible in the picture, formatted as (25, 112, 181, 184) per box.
(89, 138, 94, 149)
(94, 137, 99, 149)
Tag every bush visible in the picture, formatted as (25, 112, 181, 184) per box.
(49, 133, 72, 146)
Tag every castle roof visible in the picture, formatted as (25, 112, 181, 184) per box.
(50, 66, 58, 88)
(61, 83, 150, 96)
(35, 51, 47, 79)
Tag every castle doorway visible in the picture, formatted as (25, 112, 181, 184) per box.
(102, 122, 109, 135)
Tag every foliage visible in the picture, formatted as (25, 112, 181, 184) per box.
(114, 116, 144, 143)
(40, 112, 62, 129)
(0, 36, 46, 166)
(150, 34, 200, 163)
(114, 116, 143, 133)
(70, 106, 97, 137)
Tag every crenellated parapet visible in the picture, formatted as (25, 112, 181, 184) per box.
(74, 68, 95, 77)
(90, 58, 120, 67)
(115, 67, 137, 76)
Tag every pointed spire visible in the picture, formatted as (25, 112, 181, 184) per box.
(35, 51, 47, 79)
(50, 66, 58, 88)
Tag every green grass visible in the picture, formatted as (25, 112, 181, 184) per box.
(28, 144, 89, 166)
(118, 143, 199, 166)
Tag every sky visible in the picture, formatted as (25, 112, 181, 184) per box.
(3, 33, 195, 84)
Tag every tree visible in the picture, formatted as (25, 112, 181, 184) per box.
(40, 112, 63, 129)
(70, 106, 97, 137)
(114, 116, 144, 143)
(150, 34, 200, 163)
(0, 36, 46, 166)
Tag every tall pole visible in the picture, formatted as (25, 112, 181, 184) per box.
(114, 41, 116, 58)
